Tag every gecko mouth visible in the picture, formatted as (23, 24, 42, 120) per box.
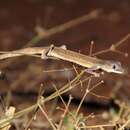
(114, 68, 126, 74)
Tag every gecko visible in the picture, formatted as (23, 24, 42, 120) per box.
(0, 44, 125, 75)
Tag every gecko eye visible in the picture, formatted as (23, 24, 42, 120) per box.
(107, 61, 124, 74)
(112, 62, 121, 70)
(112, 64, 116, 70)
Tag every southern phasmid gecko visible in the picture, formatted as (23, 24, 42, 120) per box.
(0, 45, 125, 75)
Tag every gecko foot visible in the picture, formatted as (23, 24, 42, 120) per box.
(85, 68, 104, 77)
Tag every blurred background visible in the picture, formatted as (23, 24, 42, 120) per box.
(0, 0, 130, 129)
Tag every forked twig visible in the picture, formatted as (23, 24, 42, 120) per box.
(93, 33, 130, 56)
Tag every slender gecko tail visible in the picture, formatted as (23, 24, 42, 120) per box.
(0, 52, 24, 60)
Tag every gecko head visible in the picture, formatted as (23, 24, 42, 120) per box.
(101, 61, 125, 74)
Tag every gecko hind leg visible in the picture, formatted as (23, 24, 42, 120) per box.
(42, 44, 67, 59)
(41, 44, 55, 59)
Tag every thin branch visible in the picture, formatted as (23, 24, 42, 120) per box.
(26, 9, 102, 47)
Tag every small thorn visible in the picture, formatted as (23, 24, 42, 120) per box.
(89, 41, 94, 56)
(110, 44, 116, 51)
(125, 52, 128, 57)
(101, 80, 104, 83)
(91, 40, 94, 45)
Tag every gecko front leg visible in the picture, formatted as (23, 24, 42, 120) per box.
(85, 66, 104, 77)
